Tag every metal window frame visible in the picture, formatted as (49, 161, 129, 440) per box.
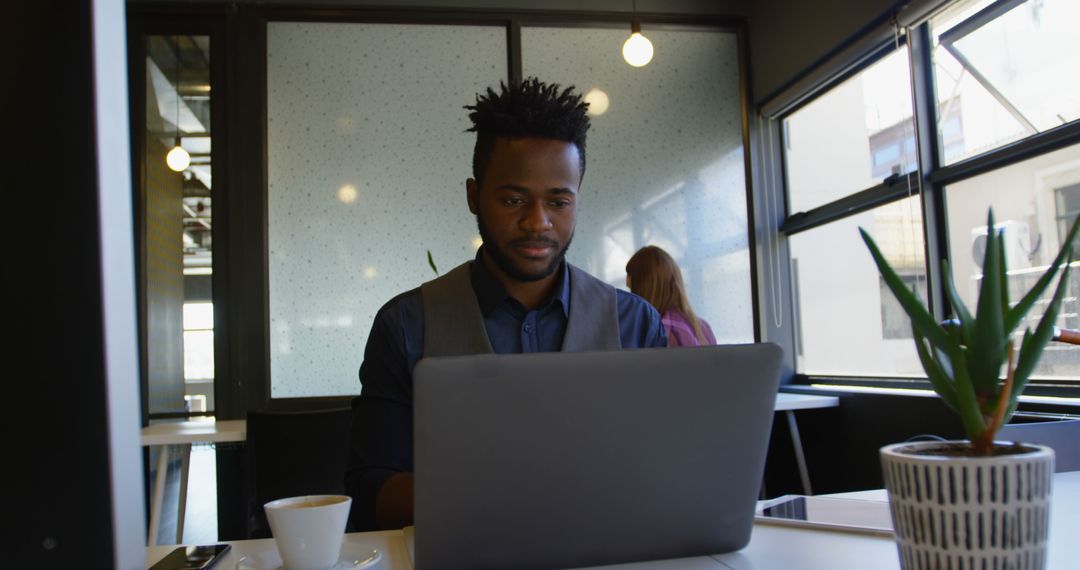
(768, 11, 1080, 389)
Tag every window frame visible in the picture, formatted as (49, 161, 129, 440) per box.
(127, 12, 231, 423)
(759, 4, 1080, 398)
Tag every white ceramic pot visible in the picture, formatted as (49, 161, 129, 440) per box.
(880, 441, 1054, 570)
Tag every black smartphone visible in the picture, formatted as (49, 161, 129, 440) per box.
(148, 544, 231, 570)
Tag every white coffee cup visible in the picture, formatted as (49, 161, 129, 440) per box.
(264, 494, 352, 570)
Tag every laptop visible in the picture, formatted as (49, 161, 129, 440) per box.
(412, 343, 783, 570)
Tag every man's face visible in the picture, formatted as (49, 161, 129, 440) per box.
(467, 137, 581, 283)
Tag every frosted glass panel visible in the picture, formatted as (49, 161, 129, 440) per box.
(522, 27, 752, 343)
(267, 23, 506, 398)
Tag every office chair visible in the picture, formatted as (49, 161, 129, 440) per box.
(245, 408, 354, 538)
(998, 417, 1080, 473)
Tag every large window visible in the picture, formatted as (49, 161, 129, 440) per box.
(776, 0, 1080, 387)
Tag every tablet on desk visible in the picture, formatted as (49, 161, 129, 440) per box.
(755, 495, 894, 537)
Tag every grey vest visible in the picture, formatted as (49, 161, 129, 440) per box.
(419, 261, 621, 358)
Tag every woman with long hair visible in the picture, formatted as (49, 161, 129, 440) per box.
(625, 245, 716, 347)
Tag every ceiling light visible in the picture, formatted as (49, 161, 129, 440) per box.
(623, 22, 654, 67)
(167, 137, 190, 172)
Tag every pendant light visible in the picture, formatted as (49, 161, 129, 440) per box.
(622, 0, 653, 67)
(166, 35, 190, 172)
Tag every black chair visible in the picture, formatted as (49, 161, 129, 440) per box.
(245, 408, 354, 538)
(998, 417, 1080, 473)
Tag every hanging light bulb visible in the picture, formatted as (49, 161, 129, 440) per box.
(166, 35, 189, 172)
(622, 21, 654, 67)
(167, 137, 190, 172)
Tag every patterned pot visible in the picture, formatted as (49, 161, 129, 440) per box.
(880, 441, 1054, 570)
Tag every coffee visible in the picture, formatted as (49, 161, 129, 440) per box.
(280, 497, 345, 509)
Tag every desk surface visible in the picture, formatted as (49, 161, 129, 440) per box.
(141, 418, 247, 446)
(146, 471, 1078, 569)
(774, 392, 838, 411)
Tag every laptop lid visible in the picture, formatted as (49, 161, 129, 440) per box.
(413, 343, 783, 570)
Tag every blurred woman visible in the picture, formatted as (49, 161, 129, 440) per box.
(625, 245, 716, 347)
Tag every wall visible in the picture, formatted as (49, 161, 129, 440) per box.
(145, 136, 187, 414)
(748, 0, 898, 102)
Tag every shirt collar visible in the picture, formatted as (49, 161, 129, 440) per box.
(469, 246, 570, 317)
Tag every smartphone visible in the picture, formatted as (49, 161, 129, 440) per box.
(148, 544, 231, 570)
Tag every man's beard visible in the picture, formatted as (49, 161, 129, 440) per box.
(476, 214, 573, 282)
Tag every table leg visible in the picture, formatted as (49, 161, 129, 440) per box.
(147, 444, 170, 546)
(786, 410, 813, 495)
(176, 443, 192, 544)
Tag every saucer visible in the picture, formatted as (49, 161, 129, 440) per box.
(235, 544, 380, 570)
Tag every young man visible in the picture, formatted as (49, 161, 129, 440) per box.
(345, 78, 667, 531)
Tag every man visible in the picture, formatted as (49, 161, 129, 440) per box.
(345, 78, 667, 531)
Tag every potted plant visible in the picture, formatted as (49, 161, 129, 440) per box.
(860, 209, 1078, 570)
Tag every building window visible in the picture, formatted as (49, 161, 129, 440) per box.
(776, 0, 1080, 385)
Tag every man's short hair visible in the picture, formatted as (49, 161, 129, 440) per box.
(465, 77, 591, 185)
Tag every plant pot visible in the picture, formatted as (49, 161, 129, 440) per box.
(879, 441, 1054, 570)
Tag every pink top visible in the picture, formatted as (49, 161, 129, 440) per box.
(661, 309, 716, 347)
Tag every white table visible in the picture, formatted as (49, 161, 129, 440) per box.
(148, 472, 1078, 569)
(712, 470, 1080, 569)
(142, 418, 247, 546)
(774, 393, 839, 495)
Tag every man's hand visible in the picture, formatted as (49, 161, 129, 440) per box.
(375, 472, 414, 529)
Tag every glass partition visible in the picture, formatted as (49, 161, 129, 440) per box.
(266, 22, 506, 398)
(521, 25, 753, 344)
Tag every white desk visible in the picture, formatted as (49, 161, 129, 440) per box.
(712, 470, 1080, 569)
(142, 418, 247, 546)
(774, 393, 839, 495)
(147, 472, 1078, 570)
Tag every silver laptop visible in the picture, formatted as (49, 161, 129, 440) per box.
(413, 343, 783, 570)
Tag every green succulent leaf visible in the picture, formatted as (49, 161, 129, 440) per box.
(941, 259, 974, 345)
(1009, 258, 1073, 419)
(860, 228, 954, 349)
(427, 249, 439, 276)
(1005, 214, 1079, 332)
(949, 346, 987, 441)
(968, 211, 1007, 393)
(997, 235, 1010, 324)
(912, 325, 958, 412)
(1006, 329, 1035, 421)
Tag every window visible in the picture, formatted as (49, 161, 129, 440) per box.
(932, 0, 1080, 164)
(788, 197, 926, 377)
(1057, 183, 1080, 246)
(139, 33, 217, 416)
(784, 47, 915, 214)
(183, 302, 215, 381)
(773, 0, 1080, 386)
